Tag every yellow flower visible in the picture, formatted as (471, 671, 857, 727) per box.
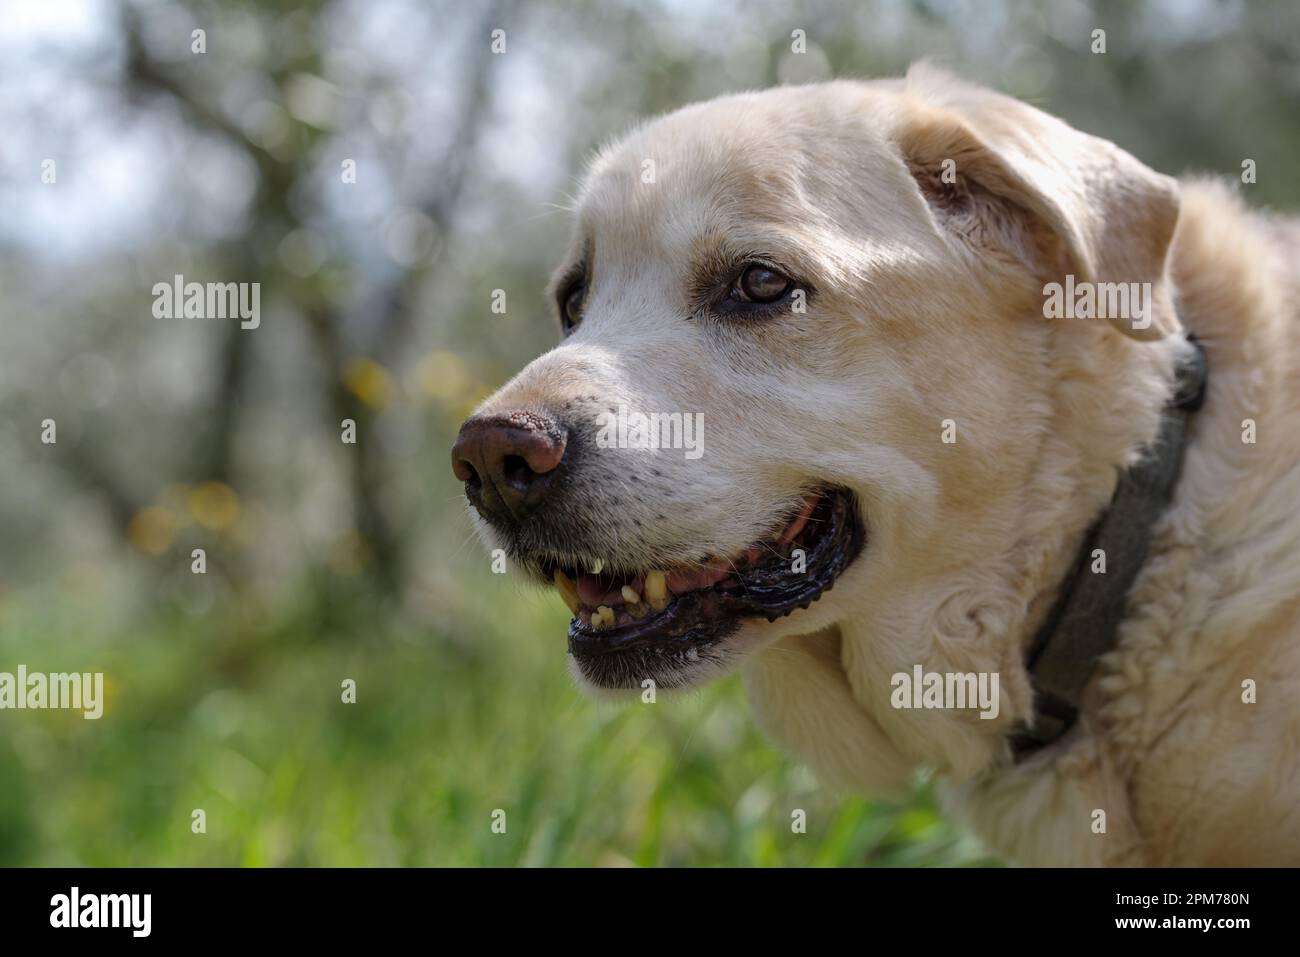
(189, 482, 241, 531)
(343, 357, 395, 409)
(127, 506, 176, 555)
(416, 350, 471, 403)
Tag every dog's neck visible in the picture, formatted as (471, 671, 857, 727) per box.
(1008, 336, 1208, 758)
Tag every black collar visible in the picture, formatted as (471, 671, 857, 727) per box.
(1010, 336, 1208, 759)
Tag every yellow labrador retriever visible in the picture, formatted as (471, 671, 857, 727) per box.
(451, 64, 1300, 866)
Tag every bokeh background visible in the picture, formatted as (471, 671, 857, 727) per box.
(1, 0, 1296, 866)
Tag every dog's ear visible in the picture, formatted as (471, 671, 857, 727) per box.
(896, 64, 1181, 341)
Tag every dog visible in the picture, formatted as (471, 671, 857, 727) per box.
(450, 64, 1300, 866)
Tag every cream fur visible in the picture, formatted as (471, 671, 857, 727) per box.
(469, 65, 1300, 865)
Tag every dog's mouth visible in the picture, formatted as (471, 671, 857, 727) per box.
(536, 486, 865, 687)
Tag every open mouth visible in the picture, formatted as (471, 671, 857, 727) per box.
(540, 486, 865, 687)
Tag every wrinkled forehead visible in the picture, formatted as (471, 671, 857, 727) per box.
(569, 87, 911, 271)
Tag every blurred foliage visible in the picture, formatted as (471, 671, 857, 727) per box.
(1, 0, 1297, 866)
(0, 584, 993, 866)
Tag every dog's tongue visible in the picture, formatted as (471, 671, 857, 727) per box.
(667, 563, 732, 593)
(574, 563, 734, 609)
(571, 499, 820, 611)
(576, 574, 626, 607)
(777, 495, 818, 546)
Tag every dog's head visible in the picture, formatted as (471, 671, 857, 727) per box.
(452, 65, 1186, 704)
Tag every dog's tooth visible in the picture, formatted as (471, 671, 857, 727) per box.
(589, 558, 605, 575)
(645, 570, 668, 610)
(554, 569, 580, 615)
(593, 605, 614, 630)
(626, 602, 647, 619)
(621, 585, 641, 605)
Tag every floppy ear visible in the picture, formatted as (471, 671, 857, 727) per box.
(896, 64, 1181, 341)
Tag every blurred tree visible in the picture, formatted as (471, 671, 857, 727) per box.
(92, 0, 518, 594)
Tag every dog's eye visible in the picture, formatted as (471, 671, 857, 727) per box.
(560, 282, 585, 333)
(732, 264, 793, 304)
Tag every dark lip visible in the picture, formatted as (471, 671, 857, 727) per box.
(567, 487, 865, 662)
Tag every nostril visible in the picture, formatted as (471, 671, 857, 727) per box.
(451, 409, 568, 520)
(502, 454, 534, 489)
(453, 457, 481, 488)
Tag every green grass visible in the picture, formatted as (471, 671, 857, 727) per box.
(0, 570, 998, 866)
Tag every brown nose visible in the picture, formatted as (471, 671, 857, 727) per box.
(451, 410, 568, 523)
